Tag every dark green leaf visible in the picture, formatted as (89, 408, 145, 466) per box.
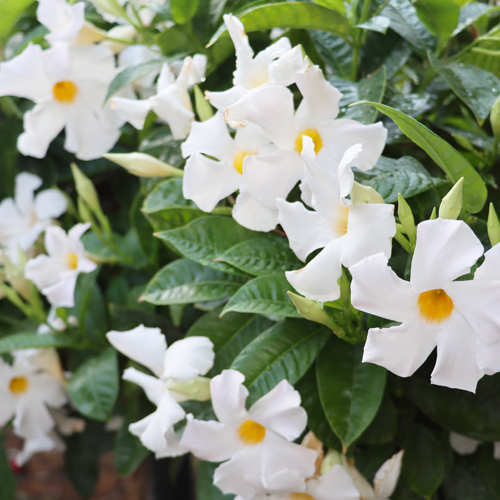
(156, 25, 197, 56)
(460, 38, 500, 78)
(453, 3, 494, 37)
(403, 424, 446, 497)
(479, 445, 500, 498)
(310, 31, 353, 78)
(316, 336, 387, 448)
(138, 127, 184, 165)
(222, 273, 300, 318)
(171, 0, 199, 24)
(141, 259, 246, 305)
(232, 318, 330, 403)
(354, 155, 448, 203)
(114, 420, 149, 477)
(0, 434, 15, 500)
(68, 348, 119, 421)
(356, 102, 487, 213)
(0, 332, 80, 353)
(358, 393, 397, 445)
(109, 304, 173, 334)
(413, 0, 459, 39)
(357, 15, 391, 34)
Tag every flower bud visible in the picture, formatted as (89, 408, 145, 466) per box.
(167, 378, 211, 401)
(288, 291, 338, 331)
(488, 203, 500, 247)
(491, 94, 500, 137)
(439, 177, 464, 220)
(350, 181, 384, 205)
(397, 193, 416, 247)
(71, 163, 102, 216)
(104, 152, 184, 178)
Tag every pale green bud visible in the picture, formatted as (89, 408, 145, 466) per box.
(488, 203, 500, 247)
(288, 291, 338, 331)
(439, 177, 464, 220)
(350, 181, 384, 205)
(168, 377, 211, 401)
(71, 163, 102, 216)
(92, 0, 128, 20)
(452, 134, 473, 152)
(491, 95, 500, 137)
(397, 193, 416, 247)
(194, 86, 214, 122)
(320, 450, 343, 474)
(104, 152, 183, 178)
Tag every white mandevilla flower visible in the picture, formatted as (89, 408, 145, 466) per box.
(0, 354, 68, 465)
(278, 138, 396, 302)
(205, 14, 306, 117)
(36, 0, 85, 45)
(106, 325, 214, 458)
(449, 431, 500, 459)
(110, 54, 207, 140)
(350, 218, 500, 392)
(24, 223, 97, 308)
(180, 369, 317, 499)
(0, 43, 124, 160)
(0, 172, 67, 263)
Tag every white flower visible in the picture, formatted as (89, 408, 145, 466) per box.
(106, 325, 214, 458)
(24, 223, 97, 307)
(182, 112, 279, 231)
(205, 14, 306, 117)
(0, 355, 67, 465)
(350, 218, 500, 392)
(180, 369, 317, 499)
(36, 0, 85, 45)
(110, 54, 207, 139)
(0, 172, 67, 263)
(278, 138, 395, 302)
(0, 43, 123, 160)
(449, 432, 500, 459)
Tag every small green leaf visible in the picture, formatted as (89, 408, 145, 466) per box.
(355, 155, 447, 203)
(413, 0, 459, 39)
(316, 336, 387, 448)
(222, 273, 300, 318)
(0, 332, 80, 353)
(356, 101, 487, 213)
(453, 3, 494, 37)
(0, 434, 15, 500)
(231, 318, 330, 404)
(170, 0, 199, 24)
(0, 0, 35, 41)
(114, 420, 149, 477)
(68, 348, 119, 421)
(141, 259, 246, 305)
(403, 424, 446, 497)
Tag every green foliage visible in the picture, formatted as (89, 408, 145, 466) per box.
(114, 420, 149, 477)
(0, 434, 15, 500)
(413, 0, 459, 39)
(0, 0, 35, 41)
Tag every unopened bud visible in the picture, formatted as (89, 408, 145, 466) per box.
(321, 450, 343, 474)
(350, 181, 384, 204)
(397, 193, 416, 247)
(488, 203, 500, 247)
(288, 291, 338, 330)
(104, 152, 184, 178)
(491, 95, 500, 137)
(167, 377, 211, 401)
(92, 0, 128, 20)
(71, 163, 102, 216)
(194, 85, 214, 122)
(439, 177, 464, 220)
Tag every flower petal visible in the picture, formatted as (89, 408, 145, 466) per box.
(14, 434, 57, 467)
(211, 369, 249, 427)
(373, 450, 403, 500)
(206, 86, 247, 113)
(25, 254, 61, 289)
(163, 336, 214, 381)
(42, 275, 78, 307)
(312, 464, 360, 500)
(268, 45, 306, 86)
(109, 96, 152, 129)
(122, 367, 165, 405)
(475, 243, 500, 281)
(476, 339, 500, 376)
(233, 191, 279, 232)
(449, 432, 479, 455)
(34, 189, 67, 221)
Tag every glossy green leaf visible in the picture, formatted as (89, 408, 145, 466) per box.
(316, 336, 387, 448)
(209, 2, 351, 46)
(232, 318, 330, 404)
(310, 31, 353, 78)
(0, 332, 80, 353)
(156, 216, 254, 275)
(413, 0, 459, 39)
(429, 54, 500, 122)
(356, 15, 391, 34)
(356, 101, 487, 213)
(141, 258, 246, 305)
(68, 348, 119, 421)
(170, 0, 199, 24)
(311, 0, 345, 14)
(460, 38, 500, 78)
(217, 236, 302, 277)
(109, 304, 174, 334)
(0, 0, 35, 40)
(355, 155, 448, 203)
(0, 434, 15, 500)
(114, 420, 149, 477)
(402, 424, 446, 497)
(138, 128, 184, 165)
(222, 273, 300, 318)
(453, 3, 493, 37)
(358, 393, 397, 445)
(187, 308, 273, 374)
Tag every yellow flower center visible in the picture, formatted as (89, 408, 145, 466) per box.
(67, 252, 79, 270)
(53, 81, 78, 103)
(333, 205, 350, 237)
(233, 150, 255, 174)
(417, 289, 454, 323)
(295, 129, 323, 154)
(237, 420, 266, 445)
(9, 377, 29, 394)
(289, 494, 315, 500)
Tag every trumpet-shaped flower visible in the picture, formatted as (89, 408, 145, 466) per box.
(110, 54, 207, 139)
(350, 218, 500, 392)
(36, 0, 85, 45)
(0, 172, 67, 263)
(24, 223, 97, 308)
(182, 112, 277, 230)
(278, 138, 395, 302)
(107, 325, 214, 458)
(181, 369, 317, 498)
(0, 43, 124, 160)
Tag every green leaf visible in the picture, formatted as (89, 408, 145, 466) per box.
(222, 273, 300, 318)
(356, 15, 391, 34)
(413, 0, 459, 39)
(0, 434, 15, 500)
(311, 0, 345, 14)
(354, 155, 448, 203)
(187, 308, 273, 374)
(209, 2, 351, 46)
(109, 304, 174, 334)
(196, 460, 235, 500)
(217, 236, 302, 277)
(460, 37, 500, 79)
(105, 59, 165, 101)
(453, 3, 493, 37)
(68, 348, 119, 421)
(114, 420, 149, 477)
(479, 445, 500, 498)
(316, 336, 387, 448)
(356, 101, 487, 213)
(402, 424, 446, 497)
(141, 258, 246, 305)
(231, 318, 330, 403)
(0, 332, 80, 353)
(0, 0, 35, 41)
(358, 393, 397, 445)
(170, 0, 199, 24)
(139, 127, 183, 165)
(156, 216, 255, 275)
(429, 54, 500, 122)
(310, 31, 353, 78)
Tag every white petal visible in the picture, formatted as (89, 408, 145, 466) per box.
(234, 122, 270, 152)
(65, 44, 115, 84)
(30, 371, 67, 408)
(110, 96, 152, 130)
(163, 336, 214, 381)
(68, 221, 91, 241)
(180, 414, 242, 461)
(476, 339, 500, 376)
(363, 321, 438, 378)
(42, 275, 78, 307)
(248, 379, 307, 441)
(474, 243, 500, 281)
(232, 191, 279, 232)
(337, 144, 363, 199)
(34, 189, 67, 221)
(13, 397, 55, 439)
(175, 54, 207, 89)
(311, 464, 360, 500)
(122, 367, 165, 405)
(25, 254, 60, 289)
(286, 239, 344, 302)
(268, 45, 306, 86)
(14, 434, 57, 466)
(373, 450, 403, 499)
(40, 0, 85, 44)
(206, 86, 247, 113)
(211, 369, 249, 428)
(449, 432, 479, 455)
(350, 253, 418, 322)
(157, 63, 175, 92)
(106, 324, 167, 377)
(410, 219, 483, 293)
(277, 199, 333, 261)
(183, 153, 241, 212)
(253, 37, 292, 74)
(494, 442, 500, 460)
(14, 172, 41, 216)
(431, 312, 483, 392)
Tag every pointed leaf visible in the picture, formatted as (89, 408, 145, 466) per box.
(413, 0, 459, 39)
(0, 332, 80, 354)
